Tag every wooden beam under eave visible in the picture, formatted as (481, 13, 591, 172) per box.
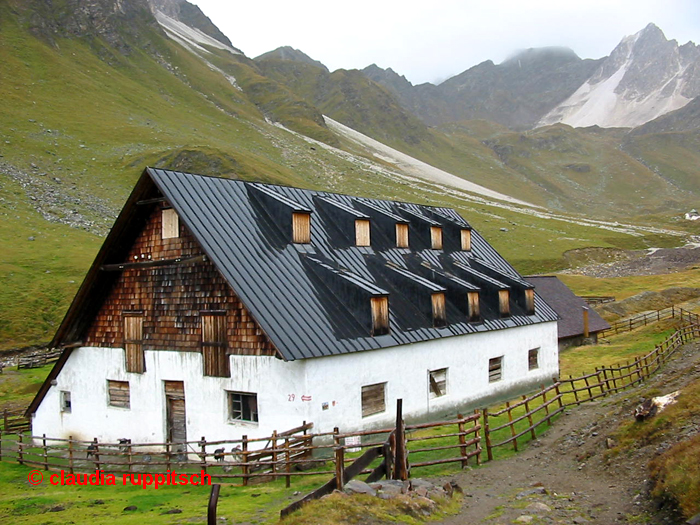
(100, 254, 207, 272)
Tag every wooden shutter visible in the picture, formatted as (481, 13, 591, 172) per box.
(107, 380, 130, 408)
(429, 368, 447, 398)
(489, 357, 503, 383)
(396, 223, 409, 248)
(430, 226, 443, 249)
(202, 313, 229, 377)
(370, 296, 390, 336)
(468, 291, 481, 322)
(355, 219, 371, 246)
(499, 289, 511, 317)
(528, 348, 539, 370)
(461, 229, 472, 251)
(162, 208, 179, 239)
(361, 383, 386, 417)
(292, 212, 311, 243)
(525, 289, 535, 315)
(124, 314, 145, 374)
(432, 292, 447, 328)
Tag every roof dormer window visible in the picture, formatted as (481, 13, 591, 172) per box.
(461, 229, 472, 251)
(431, 292, 447, 328)
(499, 289, 511, 318)
(525, 289, 535, 315)
(396, 223, 409, 248)
(468, 291, 481, 322)
(355, 219, 370, 247)
(430, 226, 443, 250)
(371, 296, 390, 336)
(292, 212, 311, 244)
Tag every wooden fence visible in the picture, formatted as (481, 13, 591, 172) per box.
(1, 409, 30, 433)
(0, 413, 481, 486)
(17, 348, 61, 369)
(481, 321, 700, 458)
(598, 306, 699, 338)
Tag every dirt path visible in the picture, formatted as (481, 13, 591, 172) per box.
(437, 342, 700, 525)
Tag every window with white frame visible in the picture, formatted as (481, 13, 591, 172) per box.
(60, 391, 72, 413)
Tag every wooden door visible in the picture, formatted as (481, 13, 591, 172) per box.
(164, 381, 186, 444)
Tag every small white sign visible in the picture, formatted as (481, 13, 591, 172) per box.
(345, 435, 362, 453)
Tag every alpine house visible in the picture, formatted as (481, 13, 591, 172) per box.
(27, 168, 559, 443)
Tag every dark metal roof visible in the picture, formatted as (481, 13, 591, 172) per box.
(47, 168, 559, 365)
(144, 169, 557, 360)
(525, 276, 610, 339)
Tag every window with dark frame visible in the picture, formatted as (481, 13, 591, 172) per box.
(489, 356, 503, 383)
(107, 380, 130, 408)
(528, 348, 540, 371)
(361, 382, 386, 417)
(429, 368, 447, 398)
(61, 391, 72, 413)
(202, 312, 230, 377)
(227, 391, 258, 423)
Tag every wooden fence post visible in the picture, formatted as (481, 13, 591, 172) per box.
(68, 436, 74, 474)
(393, 399, 408, 480)
(241, 435, 249, 487)
(506, 402, 517, 452)
(0, 429, 3, 460)
(284, 437, 291, 488)
(540, 385, 551, 426)
(457, 413, 468, 468)
(2, 409, 7, 433)
(271, 430, 278, 476)
(335, 446, 345, 488)
(17, 433, 23, 465)
(42, 434, 48, 470)
(165, 442, 171, 473)
(92, 438, 100, 471)
(554, 380, 563, 409)
(127, 440, 133, 474)
(483, 408, 493, 461)
(523, 395, 536, 440)
(199, 437, 208, 474)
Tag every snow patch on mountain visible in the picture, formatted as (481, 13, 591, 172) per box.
(323, 116, 537, 208)
(154, 11, 241, 56)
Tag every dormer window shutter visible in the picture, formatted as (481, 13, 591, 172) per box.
(467, 291, 481, 322)
(431, 292, 447, 328)
(355, 219, 371, 247)
(396, 223, 409, 248)
(123, 312, 145, 373)
(499, 289, 511, 317)
(370, 296, 390, 336)
(430, 226, 443, 249)
(292, 212, 311, 244)
(202, 312, 230, 377)
(525, 289, 535, 315)
(461, 229, 472, 251)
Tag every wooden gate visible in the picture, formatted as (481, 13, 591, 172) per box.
(164, 381, 187, 444)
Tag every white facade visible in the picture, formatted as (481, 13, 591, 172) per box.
(32, 321, 558, 444)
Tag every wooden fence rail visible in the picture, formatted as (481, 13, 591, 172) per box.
(598, 306, 699, 339)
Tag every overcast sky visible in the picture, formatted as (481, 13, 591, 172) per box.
(191, 0, 700, 85)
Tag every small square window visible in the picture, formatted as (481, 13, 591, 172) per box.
(361, 382, 386, 417)
(489, 357, 503, 383)
(108, 380, 130, 408)
(429, 368, 447, 398)
(528, 348, 540, 371)
(228, 391, 258, 423)
(61, 391, 72, 413)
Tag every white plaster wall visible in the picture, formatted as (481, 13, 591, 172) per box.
(32, 322, 557, 445)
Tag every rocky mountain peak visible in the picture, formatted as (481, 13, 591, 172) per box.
(255, 46, 328, 71)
